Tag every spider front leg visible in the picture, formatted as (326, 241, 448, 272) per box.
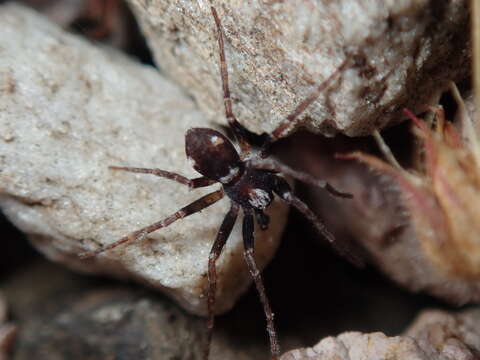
(248, 158, 352, 198)
(109, 166, 215, 188)
(243, 208, 280, 360)
(79, 189, 224, 258)
(204, 202, 239, 360)
(210, 7, 268, 155)
(273, 176, 363, 267)
(257, 60, 350, 157)
(267, 58, 347, 143)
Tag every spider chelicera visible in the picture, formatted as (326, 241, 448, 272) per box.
(79, 6, 360, 360)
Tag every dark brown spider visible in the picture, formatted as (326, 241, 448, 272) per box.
(79, 6, 360, 360)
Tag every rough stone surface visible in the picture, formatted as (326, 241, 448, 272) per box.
(406, 309, 480, 360)
(18, 0, 84, 27)
(281, 308, 480, 360)
(129, 0, 469, 137)
(0, 3, 288, 315)
(3, 261, 266, 360)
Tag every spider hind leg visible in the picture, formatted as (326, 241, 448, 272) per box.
(79, 189, 224, 258)
(204, 202, 239, 360)
(243, 208, 280, 360)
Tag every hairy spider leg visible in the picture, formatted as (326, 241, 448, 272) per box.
(205, 202, 240, 360)
(243, 208, 280, 360)
(108, 166, 216, 188)
(256, 59, 350, 157)
(210, 7, 256, 155)
(255, 209, 270, 230)
(248, 158, 352, 198)
(268, 59, 350, 143)
(79, 189, 224, 258)
(210, 4, 351, 157)
(273, 176, 363, 267)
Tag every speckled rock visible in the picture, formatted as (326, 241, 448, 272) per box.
(3, 261, 266, 360)
(0, 3, 288, 315)
(281, 308, 480, 360)
(129, 0, 469, 137)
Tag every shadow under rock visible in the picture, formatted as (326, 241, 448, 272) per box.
(0, 151, 451, 359)
(0, 212, 37, 278)
(215, 185, 448, 354)
(0, 206, 454, 359)
(3, 259, 258, 360)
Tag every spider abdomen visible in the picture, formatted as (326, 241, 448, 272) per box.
(185, 128, 243, 184)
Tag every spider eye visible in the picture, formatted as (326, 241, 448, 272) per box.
(185, 128, 242, 182)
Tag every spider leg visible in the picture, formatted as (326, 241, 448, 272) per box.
(257, 60, 349, 157)
(243, 208, 280, 360)
(210, 6, 256, 155)
(204, 202, 239, 360)
(79, 189, 224, 258)
(273, 176, 363, 267)
(248, 158, 352, 198)
(109, 166, 215, 188)
(255, 209, 270, 230)
(270, 60, 349, 142)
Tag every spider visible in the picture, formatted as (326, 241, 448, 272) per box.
(80, 6, 360, 360)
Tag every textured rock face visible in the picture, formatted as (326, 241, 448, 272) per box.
(3, 261, 267, 360)
(281, 308, 480, 360)
(0, 4, 288, 315)
(406, 309, 480, 360)
(129, 0, 469, 137)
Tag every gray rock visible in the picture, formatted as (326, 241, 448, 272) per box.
(0, 3, 288, 315)
(3, 261, 266, 360)
(281, 308, 480, 360)
(129, 0, 470, 136)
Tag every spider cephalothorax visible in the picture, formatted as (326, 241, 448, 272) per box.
(79, 6, 359, 360)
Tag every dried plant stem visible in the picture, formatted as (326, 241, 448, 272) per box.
(472, 0, 480, 132)
(450, 82, 480, 163)
(373, 130, 403, 170)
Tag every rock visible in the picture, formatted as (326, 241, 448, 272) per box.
(405, 309, 480, 360)
(5, 258, 478, 359)
(281, 308, 480, 360)
(18, 0, 87, 28)
(128, 0, 469, 137)
(280, 92, 480, 305)
(339, 101, 480, 304)
(281, 333, 424, 360)
(1, 232, 436, 360)
(319, 142, 480, 304)
(3, 260, 266, 360)
(0, 3, 288, 315)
